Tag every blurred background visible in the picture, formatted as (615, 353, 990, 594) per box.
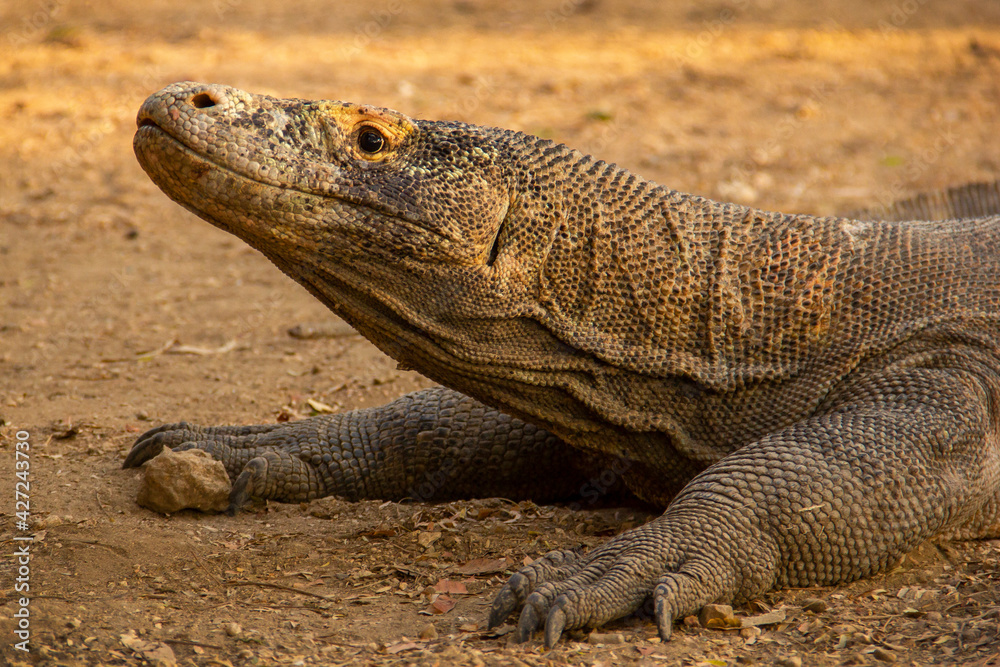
(4, 0, 1000, 222)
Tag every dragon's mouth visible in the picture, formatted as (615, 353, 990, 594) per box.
(134, 118, 245, 186)
(133, 113, 448, 242)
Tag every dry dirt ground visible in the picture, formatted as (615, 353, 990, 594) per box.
(2, 1, 1000, 665)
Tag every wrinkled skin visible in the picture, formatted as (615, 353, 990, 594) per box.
(127, 82, 1000, 645)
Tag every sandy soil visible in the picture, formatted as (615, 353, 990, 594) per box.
(2, 1, 1000, 665)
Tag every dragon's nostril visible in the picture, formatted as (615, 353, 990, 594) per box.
(191, 92, 217, 109)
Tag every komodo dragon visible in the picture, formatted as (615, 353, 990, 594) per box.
(124, 81, 1000, 646)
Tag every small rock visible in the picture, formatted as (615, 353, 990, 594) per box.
(775, 657, 802, 667)
(418, 623, 438, 640)
(683, 615, 701, 628)
(237, 649, 254, 659)
(924, 611, 943, 622)
(872, 646, 897, 662)
(136, 448, 231, 513)
(144, 644, 177, 667)
(699, 603, 736, 629)
(803, 598, 829, 613)
(223, 622, 242, 637)
(588, 631, 625, 644)
(66, 617, 82, 629)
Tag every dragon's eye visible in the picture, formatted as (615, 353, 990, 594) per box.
(358, 129, 385, 154)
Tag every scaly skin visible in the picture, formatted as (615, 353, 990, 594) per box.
(124, 387, 593, 506)
(125, 81, 1000, 645)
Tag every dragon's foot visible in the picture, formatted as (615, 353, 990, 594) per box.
(123, 422, 283, 470)
(488, 512, 769, 646)
(123, 420, 337, 509)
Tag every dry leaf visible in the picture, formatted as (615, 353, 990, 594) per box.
(306, 398, 337, 413)
(418, 531, 442, 548)
(742, 608, 787, 628)
(429, 594, 456, 614)
(741, 626, 762, 645)
(364, 528, 397, 538)
(386, 641, 422, 654)
(119, 631, 145, 651)
(168, 340, 237, 355)
(433, 579, 468, 595)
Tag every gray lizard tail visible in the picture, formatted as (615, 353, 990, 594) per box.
(848, 180, 1000, 222)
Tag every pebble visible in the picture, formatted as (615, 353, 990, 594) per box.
(136, 448, 231, 513)
(803, 598, 829, 613)
(223, 622, 242, 637)
(775, 657, 802, 667)
(872, 646, 897, 662)
(699, 603, 735, 628)
(419, 623, 438, 640)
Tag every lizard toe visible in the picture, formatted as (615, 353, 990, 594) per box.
(488, 549, 582, 628)
(503, 544, 647, 644)
(494, 514, 753, 646)
(123, 424, 194, 468)
(652, 569, 728, 641)
(531, 567, 652, 646)
(654, 585, 676, 640)
(229, 449, 330, 507)
(125, 421, 289, 469)
(513, 568, 636, 645)
(135, 421, 194, 443)
(487, 572, 529, 629)
(517, 592, 547, 642)
(544, 605, 567, 648)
